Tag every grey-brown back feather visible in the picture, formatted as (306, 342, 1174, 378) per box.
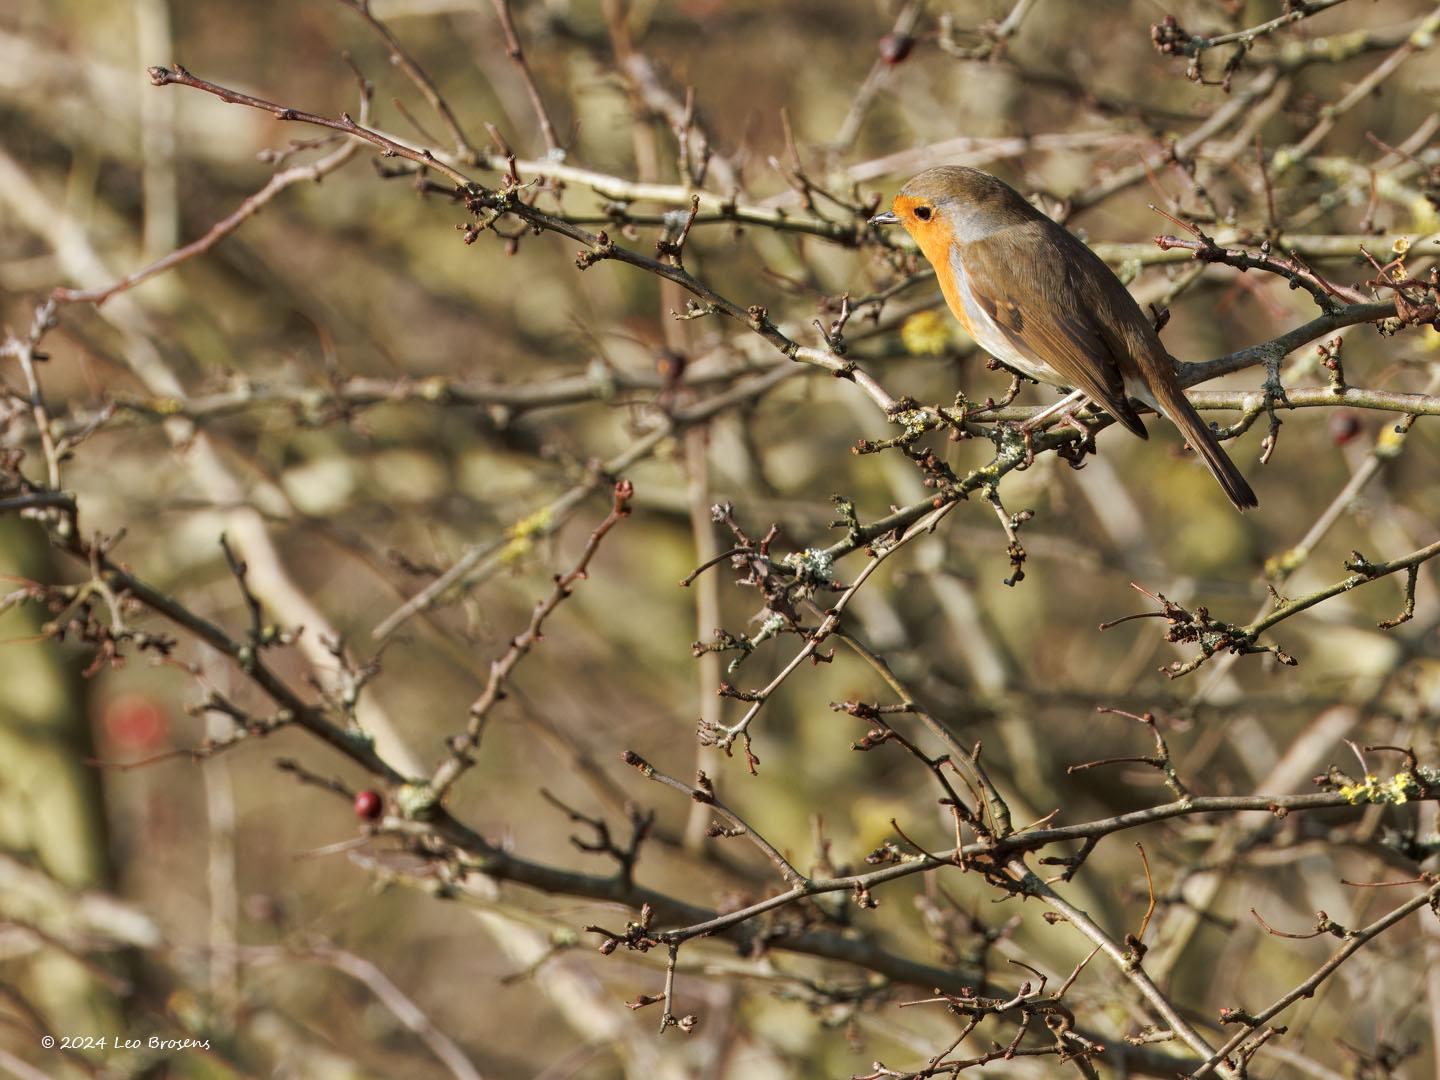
(960, 216, 1258, 509)
(961, 222, 1149, 438)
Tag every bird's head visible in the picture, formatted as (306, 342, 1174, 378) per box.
(869, 166, 1041, 264)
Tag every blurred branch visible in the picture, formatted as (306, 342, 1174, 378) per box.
(489, 0, 562, 155)
(334, 0, 475, 157)
(1193, 880, 1440, 1077)
(244, 942, 483, 1080)
(1280, 9, 1440, 170)
(372, 359, 805, 636)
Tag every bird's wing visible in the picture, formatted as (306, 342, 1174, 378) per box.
(959, 222, 1148, 438)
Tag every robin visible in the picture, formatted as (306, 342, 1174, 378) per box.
(869, 166, 1257, 510)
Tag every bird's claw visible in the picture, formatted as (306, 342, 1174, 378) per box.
(996, 420, 1038, 470)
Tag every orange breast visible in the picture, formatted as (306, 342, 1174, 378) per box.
(899, 206, 978, 339)
(930, 250, 981, 340)
(905, 216, 1059, 385)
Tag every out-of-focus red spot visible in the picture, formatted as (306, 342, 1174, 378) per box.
(1329, 411, 1361, 446)
(103, 694, 169, 752)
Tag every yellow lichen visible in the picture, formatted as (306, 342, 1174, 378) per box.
(1338, 774, 1379, 803)
(513, 507, 552, 539)
(1338, 772, 1419, 805)
(499, 507, 553, 567)
(1384, 772, 1413, 805)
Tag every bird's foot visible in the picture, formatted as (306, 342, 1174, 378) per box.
(995, 420, 1039, 469)
(1056, 417, 1098, 470)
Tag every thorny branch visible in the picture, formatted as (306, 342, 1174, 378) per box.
(4, 4, 1440, 1075)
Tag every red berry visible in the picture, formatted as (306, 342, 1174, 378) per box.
(354, 790, 383, 821)
(878, 32, 914, 65)
(1329, 411, 1361, 446)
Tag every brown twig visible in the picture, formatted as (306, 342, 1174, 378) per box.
(429, 480, 635, 800)
(489, 0, 562, 155)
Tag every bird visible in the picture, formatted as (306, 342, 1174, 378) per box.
(869, 166, 1257, 510)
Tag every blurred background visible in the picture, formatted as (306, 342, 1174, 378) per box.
(2, 0, 1439, 1076)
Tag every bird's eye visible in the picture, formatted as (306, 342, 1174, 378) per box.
(913, 205, 933, 222)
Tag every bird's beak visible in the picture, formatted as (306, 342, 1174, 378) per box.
(868, 209, 899, 227)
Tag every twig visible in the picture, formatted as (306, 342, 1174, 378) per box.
(429, 480, 635, 800)
(334, 0, 473, 157)
(52, 82, 367, 307)
(1192, 881, 1440, 1076)
(490, 0, 562, 155)
(620, 753, 806, 885)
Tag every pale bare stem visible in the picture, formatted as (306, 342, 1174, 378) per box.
(656, 944, 695, 1034)
(20, 363, 744, 443)
(683, 423, 724, 850)
(1, 302, 62, 491)
(1281, 9, 1440, 169)
(616, 52, 738, 190)
(1184, 384, 1440, 418)
(1070, 69, 1279, 211)
(443, 148, 863, 239)
(16, 323, 1432, 468)
(828, 0, 924, 153)
(992, 0, 1044, 41)
(937, 0, 1045, 61)
(242, 943, 483, 1080)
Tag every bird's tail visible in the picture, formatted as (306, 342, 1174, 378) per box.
(1151, 380, 1258, 511)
